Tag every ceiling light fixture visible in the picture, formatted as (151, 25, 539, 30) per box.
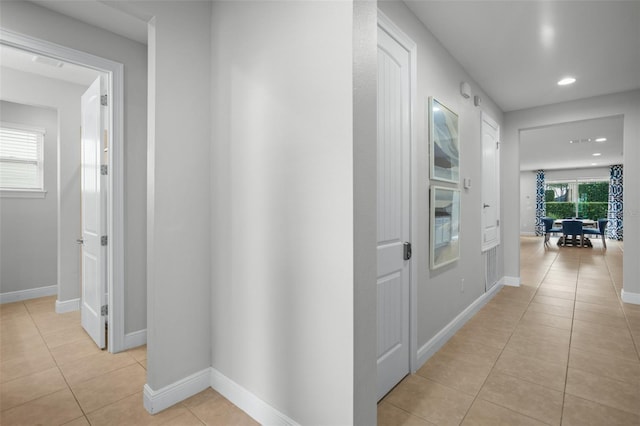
(592, 153, 601, 156)
(557, 77, 576, 86)
(595, 138, 607, 142)
(32, 55, 64, 68)
(591, 163, 598, 166)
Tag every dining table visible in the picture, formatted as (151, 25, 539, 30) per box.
(554, 219, 598, 247)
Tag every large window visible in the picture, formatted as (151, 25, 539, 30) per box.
(0, 123, 45, 191)
(545, 179, 608, 220)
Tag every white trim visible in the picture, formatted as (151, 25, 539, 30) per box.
(0, 285, 57, 304)
(123, 329, 147, 350)
(143, 368, 211, 415)
(502, 276, 521, 287)
(0, 189, 47, 198)
(621, 289, 640, 305)
(55, 298, 80, 313)
(0, 28, 125, 353)
(378, 9, 420, 374)
(210, 368, 300, 426)
(417, 281, 503, 367)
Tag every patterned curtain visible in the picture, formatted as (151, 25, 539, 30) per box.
(535, 170, 545, 236)
(607, 164, 623, 240)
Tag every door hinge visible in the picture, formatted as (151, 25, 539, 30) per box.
(101, 165, 108, 175)
(101, 305, 108, 316)
(496, 141, 500, 149)
(101, 235, 108, 246)
(497, 219, 500, 226)
(403, 242, 412, 260)
(100, 94, 108, 106)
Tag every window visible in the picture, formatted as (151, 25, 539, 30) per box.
(545, 179, 609, 220)
(0, 123, 45, 193)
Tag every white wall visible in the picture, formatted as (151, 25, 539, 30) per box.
(0, 1, 148, 333)
(378, 2, 506, 352)
(504, 90, 640, 299)
(0, 100, 57, 293)
(210, 1, 364, 424)
(545, 167, 610, 182)
(0, 69, 86, 302)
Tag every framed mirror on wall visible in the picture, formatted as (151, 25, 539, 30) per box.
(430, 186, 460, 269)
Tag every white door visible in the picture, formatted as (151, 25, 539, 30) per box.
(80, 76, 107, 349)
(481, 112, 500, 251)
(377, 23, 411, 400)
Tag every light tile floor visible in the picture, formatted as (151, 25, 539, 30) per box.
(0, 296, 256, 425)
(2, 237, 639, 425)
(379, 236, 640, 426)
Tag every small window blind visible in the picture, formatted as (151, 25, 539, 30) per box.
(0, 124, 44, 190)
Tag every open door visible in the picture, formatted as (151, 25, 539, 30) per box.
(80, 76, 107, 349)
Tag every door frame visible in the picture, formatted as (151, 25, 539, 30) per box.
(0, 28, 126, 353)
(378, 11, 419, 374)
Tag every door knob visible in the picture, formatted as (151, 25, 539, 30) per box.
(483, 204, 491, 208)
(76, 238, 84, 245)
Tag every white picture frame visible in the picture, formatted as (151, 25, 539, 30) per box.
(430, 186, 461, 269)
(429, 97, 459, 183)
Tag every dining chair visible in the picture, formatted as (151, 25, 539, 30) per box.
(542, 217, 562, 246)
(562, 220, 584, 247)
(583, 218, 608, 248)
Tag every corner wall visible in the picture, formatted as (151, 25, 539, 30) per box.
(210, 2, 362, 424)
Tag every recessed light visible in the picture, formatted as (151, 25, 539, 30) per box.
(32, 55, 64, 68)
(558, 77, 576, 86)
(592, 153, 601, 156)
(595, 138, 607, 142)
(591, 163, 598, 166)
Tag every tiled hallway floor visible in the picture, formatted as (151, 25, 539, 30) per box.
(0, 297, 256, 425)
(379, 236, 640, 425)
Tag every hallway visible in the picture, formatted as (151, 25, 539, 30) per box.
(0, 297, 255, 425)
(379, 237, 639, 425)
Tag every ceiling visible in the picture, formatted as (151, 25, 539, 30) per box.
(0, 43, 101, 87)
(404, 0, 640, 113)
(519, 116, 624, 171)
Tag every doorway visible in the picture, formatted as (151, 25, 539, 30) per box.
(0, 28, 126, 352)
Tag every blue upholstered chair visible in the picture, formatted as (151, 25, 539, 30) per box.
(562, 220, 584, 247)
(583, 218, 608, 248)
(542, 217, 562, 246)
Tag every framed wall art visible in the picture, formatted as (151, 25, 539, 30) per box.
(430, 186, 460, 269)
(429, 97, 459, 183)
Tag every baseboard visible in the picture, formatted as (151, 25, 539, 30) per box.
(0, 285, 57, 304)
(621, 289, 640, 305)
(520, 232, 537, 236)
(502, 276, 521, 287)
(143, 367, 298, 425)
(143, 368, 211, 415)
(416, 281, 503, 368)
(210, 367, 299, 426)
(56, 298, 80, 313)
(123, 329, 147, 350)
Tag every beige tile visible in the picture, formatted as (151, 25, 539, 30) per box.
(461, 399, 548, 426)
(378, 401, 436, 426)
(572, 318, 633, 340)
(504, 332, 569, 367)
(50, 338, 103, 365)
(569, 347, 640, 386)
(477, 372, 563, 425)
(0, 367, 68, 411)
(570, 329, 638, 362)
(493, 349, 566, 391)
(416, 350, 494, 395)
(455, 323, 512, 350)
(575, 300, 624, 317)
(437, 335, 503, 364)
(62, 416, 90, 426)
(535, 286, 575, 300)
(511, 321, 570, 346)
(86, 392, 188, 426)
(566, 367, 640, 415)
(519, 309, 572, 331)
(562, 394, 640, 426)
(159, 410, 205, 425)
(0, 301, 29, 319)
(573, 307, 628, 328)
(527, 302, 573, 319)
(0, 388, 83, 426)
(384, 375, 474, 426)
(31, 311, 81, 334)
(126, 344, 147, 362)
(575, 292, 621, 307)
(530, 295, 574, 309)
(185, 387, 259, 426)
(24, 296, 57, 314)
(41, 324, 93, 349)
(0, 348, 57, 383)
(59, 351, 137, 384)
(0, 333, 48, 364)
(71, 363, 147, 413)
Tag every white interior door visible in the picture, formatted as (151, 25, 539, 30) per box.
(377, 24, 411, 400)
(481, 112, 500, 251)
(80, 76, 107, 349)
